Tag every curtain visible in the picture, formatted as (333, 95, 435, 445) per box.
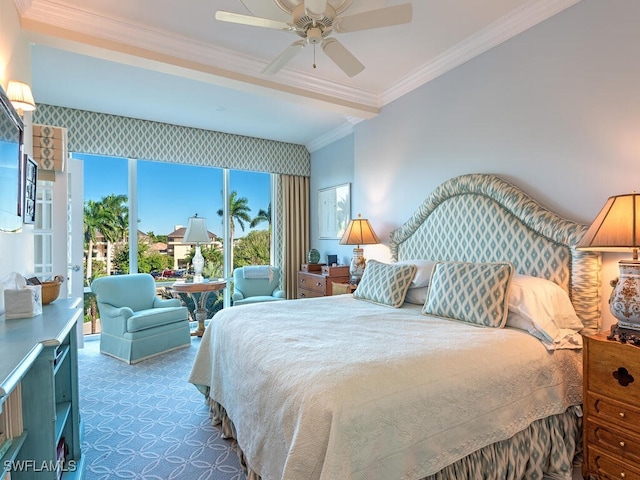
(276, 175, 309, 299)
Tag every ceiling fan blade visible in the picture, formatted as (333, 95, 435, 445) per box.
(334, 3, 412, 33)
(215, 11, 292, 31)
(321, 38, 364, 77)
(262, 40, 307, 75)
(304, 0, 327, 18)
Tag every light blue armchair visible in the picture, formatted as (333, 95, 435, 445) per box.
(232, 266, 286, 306)
(91, 273, 190, 364)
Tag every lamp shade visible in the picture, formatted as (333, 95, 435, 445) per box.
(339, 214, 380, 247)
(183, 215, 210, 244)
(577, 193, 640, 258)
(6, 81, 36, 113)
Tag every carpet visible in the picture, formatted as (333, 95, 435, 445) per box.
(78, 335, 245, 480)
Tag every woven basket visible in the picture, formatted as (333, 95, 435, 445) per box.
(42, 275, 64, 305)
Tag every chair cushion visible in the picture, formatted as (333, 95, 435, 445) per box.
(234, 296, 285, 306)
(127, 306, 188, 332)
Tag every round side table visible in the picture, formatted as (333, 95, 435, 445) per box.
(172, 280, 227, 337)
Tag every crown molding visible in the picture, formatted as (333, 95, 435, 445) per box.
(305, 118, 360, 152)
(381, 0, 581, 105)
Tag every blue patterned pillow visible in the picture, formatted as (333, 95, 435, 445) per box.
(353, 260, 417, 308)
(423, 261, 514, 327)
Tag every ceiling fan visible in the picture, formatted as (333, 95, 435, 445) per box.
(215, 0, 413, 77)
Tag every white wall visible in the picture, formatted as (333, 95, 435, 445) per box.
(312, 0, 639, 331)
(309, 134, 355, 266)
(0, 0, 35, 284)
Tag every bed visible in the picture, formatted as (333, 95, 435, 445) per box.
(189, 173, 602, 480)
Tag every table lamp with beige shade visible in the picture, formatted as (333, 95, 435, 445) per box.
(577, 193, 640, 337)
(339, 214, 380, 284)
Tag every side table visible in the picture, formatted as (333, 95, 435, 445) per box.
(172, 280, 227, 337)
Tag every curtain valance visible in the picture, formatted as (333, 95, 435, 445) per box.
(33, 104, 310, 176)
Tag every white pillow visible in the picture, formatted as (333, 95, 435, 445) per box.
(506, 312, 583, 350)
(507, 274, 583, 343)
(404, 286, 429, 305)
(395, 259, 436, 288)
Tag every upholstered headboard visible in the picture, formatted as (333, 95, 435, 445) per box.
(389, 174, 601, 334)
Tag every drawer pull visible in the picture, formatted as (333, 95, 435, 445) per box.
(301, 278, 306, 284)
(315, 282, 322, 287)
(619, 441, 626, 448)
(620, 473, 625, 479)
(619, 412, 625, 418)
(613, 367, 635, 387)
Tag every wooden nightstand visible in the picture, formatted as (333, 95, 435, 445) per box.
(297, 270, 350, 298)
(331, 282, 357, 295)
(583, 332, 640, 480)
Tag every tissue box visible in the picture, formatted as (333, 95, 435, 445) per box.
(4, 285, 42, 319)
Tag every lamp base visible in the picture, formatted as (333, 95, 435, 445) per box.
(349, 248, 367, 284)
(192, 244, 205, 284)
(609, 260, 640, 331)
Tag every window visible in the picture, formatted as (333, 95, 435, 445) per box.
(79, 154, 272, 335)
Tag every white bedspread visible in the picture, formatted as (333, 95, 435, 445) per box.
(189, 295, 582, 480)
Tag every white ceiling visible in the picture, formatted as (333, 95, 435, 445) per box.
(15, 0, 580, 151)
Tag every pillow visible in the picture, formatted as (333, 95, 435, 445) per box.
(404, 286, 429, 305)
(353, 260, 417, 308)
(395, 259, 436, 288)
(506, 312, 583, 350)
(507, 274, 583, 343)
(423, 261, 514, 328)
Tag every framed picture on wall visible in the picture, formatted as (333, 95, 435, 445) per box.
(318, 183, 351, 239)
(23, 154, 37, 224)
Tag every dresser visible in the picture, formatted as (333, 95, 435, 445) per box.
(297, 270, 350, 298)
(0, 298, 85, 480)
(583, 332, 640, 480)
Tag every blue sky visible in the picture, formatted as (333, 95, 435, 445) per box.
(77, 153, 271, 238)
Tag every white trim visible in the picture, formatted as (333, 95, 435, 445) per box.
(19, 0, 581, 115)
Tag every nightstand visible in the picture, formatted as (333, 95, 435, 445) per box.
(331, 282, 357, 295)
(583, 332, 640, 480)
(297, 270, 350, 298)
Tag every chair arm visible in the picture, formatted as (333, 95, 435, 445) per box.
(153, 297, 182, 308)
(273, 289, 286, 299)
(98, 302, 134, 336)
(232, 289, 245, 302)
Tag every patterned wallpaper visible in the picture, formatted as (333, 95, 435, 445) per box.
(33, 104, 310, 176)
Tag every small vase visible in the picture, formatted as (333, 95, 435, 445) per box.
(307, 248, 320, 264)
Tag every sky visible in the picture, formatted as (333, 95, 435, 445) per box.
(77, 153, 271, 238)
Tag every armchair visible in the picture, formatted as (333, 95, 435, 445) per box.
(91, 273, 190, 364)
(232, 266, 286, 306)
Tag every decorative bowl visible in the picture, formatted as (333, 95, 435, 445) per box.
(42, 275, 64, 305)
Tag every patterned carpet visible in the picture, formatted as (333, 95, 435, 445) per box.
(78, 335, 245, 480)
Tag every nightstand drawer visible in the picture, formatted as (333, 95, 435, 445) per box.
(587, 393, 640, 436)
(588, 446, 640, 480)
(586, 417, 640, 464)
(298, 272, 327, 295)
(586, 337, 640, 407)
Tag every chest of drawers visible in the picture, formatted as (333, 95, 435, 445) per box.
(297, 271, 350, 298)
(583, 333, 640, 480)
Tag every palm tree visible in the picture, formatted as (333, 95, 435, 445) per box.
(217, 190, 252, 270)
(250, 202, 271, 229)
(83, 199, 116, 283)
(100, 194, 129, 275)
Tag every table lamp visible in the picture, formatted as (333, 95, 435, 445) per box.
(184, 214, 210, 283)
(339, 214, 380, 284)
(577, 193, 640, 333)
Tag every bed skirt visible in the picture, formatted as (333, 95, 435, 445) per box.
(206, 398, 583, 480)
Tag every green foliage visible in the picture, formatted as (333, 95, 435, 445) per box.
(233, 229, 270, 268)
(112, 241, 166, 273)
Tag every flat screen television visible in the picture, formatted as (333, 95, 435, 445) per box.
(0, 84, 24, 232)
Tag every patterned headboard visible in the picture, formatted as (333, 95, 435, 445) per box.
(389, 174, 601, 334)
